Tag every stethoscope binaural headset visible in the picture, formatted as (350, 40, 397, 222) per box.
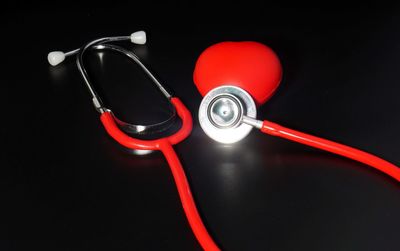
(48, 31, 399, 251)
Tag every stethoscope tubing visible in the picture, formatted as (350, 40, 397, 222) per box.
(101, 97, 221, 250)
(261, 120, 400, 181)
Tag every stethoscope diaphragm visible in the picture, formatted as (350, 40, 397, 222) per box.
(198, 85, 257, 144)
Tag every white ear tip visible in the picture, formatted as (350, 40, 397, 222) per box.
(48, 51, 66, 66)
(130, 31, 146, 44)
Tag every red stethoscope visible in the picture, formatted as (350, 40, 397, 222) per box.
(49, 31, 399, 251)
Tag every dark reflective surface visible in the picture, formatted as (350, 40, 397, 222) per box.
(3, 5, 400, 251)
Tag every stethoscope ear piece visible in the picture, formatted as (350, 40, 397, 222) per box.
(47, 51, 66, 66)
(130, 31, 146, 45)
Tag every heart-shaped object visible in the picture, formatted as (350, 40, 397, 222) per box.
(193, 41, 282, 106)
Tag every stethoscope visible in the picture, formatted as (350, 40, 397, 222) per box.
(48, 31, 399, 251)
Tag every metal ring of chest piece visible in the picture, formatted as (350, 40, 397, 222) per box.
(198, 85, 257, 144)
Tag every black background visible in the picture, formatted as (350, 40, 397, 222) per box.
(2, 3, 400, 251)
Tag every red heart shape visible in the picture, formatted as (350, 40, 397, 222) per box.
(193, 41, 282, 106)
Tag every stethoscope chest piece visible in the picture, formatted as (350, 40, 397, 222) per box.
(199, 85, 256, 144)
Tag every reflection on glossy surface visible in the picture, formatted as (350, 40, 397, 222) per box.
(132, 149, 154, 155)
(97, 52, 105, 66)
(48, 64, 70, 84)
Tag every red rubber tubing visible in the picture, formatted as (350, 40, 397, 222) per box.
(100, 97, 220, 251)
(100, 98, 193, 150)
(160, 141, 220, 251)
(261, 120, 400, 181)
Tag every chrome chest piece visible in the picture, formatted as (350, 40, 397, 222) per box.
(198, 85, 257, 144)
